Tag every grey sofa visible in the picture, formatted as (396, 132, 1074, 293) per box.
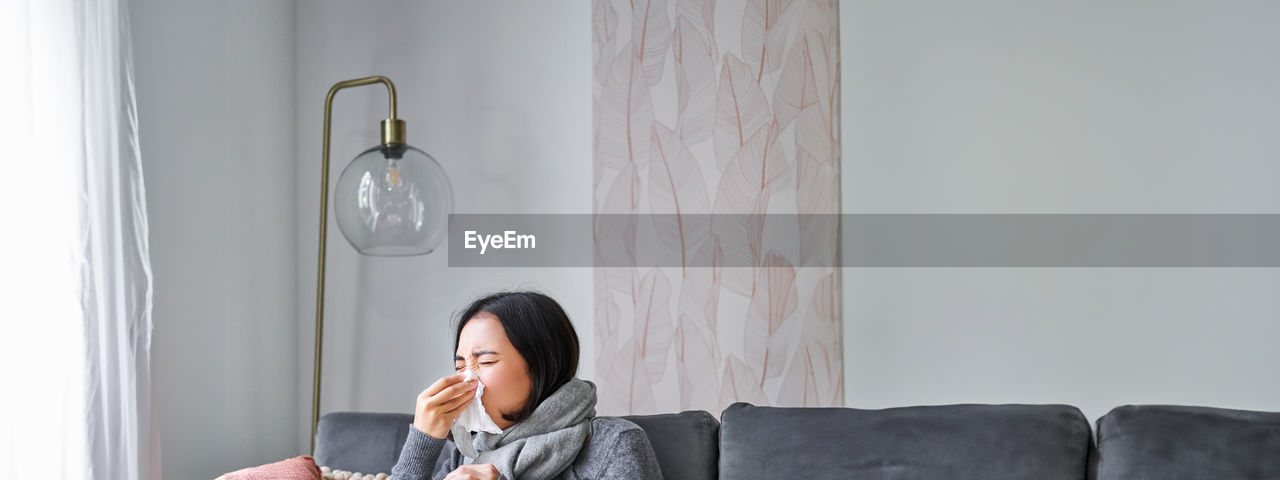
(314, 403, 1280, 479)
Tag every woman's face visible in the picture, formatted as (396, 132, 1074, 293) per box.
(454, 312, 532, 431)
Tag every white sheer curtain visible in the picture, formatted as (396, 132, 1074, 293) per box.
(0, 0, 159, 478)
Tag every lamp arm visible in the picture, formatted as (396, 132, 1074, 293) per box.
(311, 76, 402, 455)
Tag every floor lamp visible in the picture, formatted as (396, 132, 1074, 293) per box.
(310, 76, 453, 454)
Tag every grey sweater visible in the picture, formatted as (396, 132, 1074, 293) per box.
(390, 417, 664, 480)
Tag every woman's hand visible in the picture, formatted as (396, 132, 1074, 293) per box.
(444, 464, 500, 480)
(412, 373, 478, 439)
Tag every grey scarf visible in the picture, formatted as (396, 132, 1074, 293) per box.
(450, 378, 596, 480)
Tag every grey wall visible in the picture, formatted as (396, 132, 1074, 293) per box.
(840, 1, 1280, 423)
(131, 1, 297, 478)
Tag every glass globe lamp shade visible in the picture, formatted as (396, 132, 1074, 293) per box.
(334, 144, 453, 256)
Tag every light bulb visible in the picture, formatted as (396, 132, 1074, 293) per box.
(386, 157, 403, 188)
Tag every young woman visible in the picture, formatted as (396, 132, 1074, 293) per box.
(391, 291, 663, 480)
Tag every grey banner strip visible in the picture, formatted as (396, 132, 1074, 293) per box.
(447, 214, 1280, 267)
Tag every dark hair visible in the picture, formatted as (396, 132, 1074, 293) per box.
(454, 290, 580, 425)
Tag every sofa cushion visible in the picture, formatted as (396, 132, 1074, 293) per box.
(622, 410, 719, 480)
(719, 402, 1091, 480)
(216, 455, 321, 480)
(1094, 405, 1280, 480)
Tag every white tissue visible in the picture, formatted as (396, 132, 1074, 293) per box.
(455, 370, 504, 434)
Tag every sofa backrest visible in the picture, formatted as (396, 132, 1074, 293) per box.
(1094, 404, 1280, 480)
(315, 410, 720, 478)
(314, 412, 414, 474)
(621, 410, 720, 480)
(718, 402, 1092, 480)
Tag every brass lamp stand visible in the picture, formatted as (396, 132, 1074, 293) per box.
(309, 76, 453, 455)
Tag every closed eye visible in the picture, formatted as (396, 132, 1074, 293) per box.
(455, 361, 496, 371)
